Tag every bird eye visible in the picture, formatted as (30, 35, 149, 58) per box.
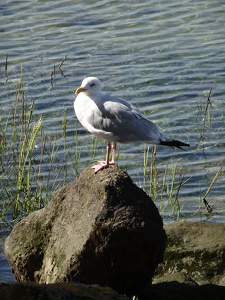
(90, 83, 95, 87)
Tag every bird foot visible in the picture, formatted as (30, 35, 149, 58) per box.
(91, 161, 115, 173)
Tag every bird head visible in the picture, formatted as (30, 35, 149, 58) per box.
(76, 77, 102, 96)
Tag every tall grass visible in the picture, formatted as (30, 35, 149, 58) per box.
(0, 69, 79, 224)
(143, 145, 192, 221)
(0, 73, 47, 221)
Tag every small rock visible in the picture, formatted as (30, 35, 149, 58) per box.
(5, 167, 166, 295)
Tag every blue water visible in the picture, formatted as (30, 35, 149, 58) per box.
(0, 0, 225, 282)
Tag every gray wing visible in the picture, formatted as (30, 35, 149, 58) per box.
(89, 95, 164, 144)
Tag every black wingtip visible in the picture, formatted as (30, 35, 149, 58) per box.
(160, 139, 190, 150)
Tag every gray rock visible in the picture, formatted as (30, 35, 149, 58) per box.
(153, 221, 225, 286)
(5, 167, 166, 295)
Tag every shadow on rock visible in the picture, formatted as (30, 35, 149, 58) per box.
(140, 281, 225, 300)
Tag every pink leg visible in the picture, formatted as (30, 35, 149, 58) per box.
(91, 142, 116, 173)
(105, 142, 111, 165)
(111, 142, 117, 165)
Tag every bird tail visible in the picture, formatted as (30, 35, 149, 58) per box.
(160, 139, 190, 150)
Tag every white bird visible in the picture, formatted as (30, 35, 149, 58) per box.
(74, 77, 189, 173)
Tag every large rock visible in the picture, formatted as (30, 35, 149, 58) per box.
(5, 167, 166, 295)
(153, 221, 225, 286)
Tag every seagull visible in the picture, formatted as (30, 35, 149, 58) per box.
(74, 77, 189, 173)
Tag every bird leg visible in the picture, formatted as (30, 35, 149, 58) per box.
(111, 142, 117, 165)
(91, 142, 116, 173)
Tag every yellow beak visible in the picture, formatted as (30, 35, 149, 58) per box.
(76, 87, 87, 94)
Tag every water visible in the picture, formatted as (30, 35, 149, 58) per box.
(0, 0, 225, 282)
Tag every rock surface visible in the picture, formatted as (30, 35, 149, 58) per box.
(1, 281, 225, 300)
(5, 167, 166, 295)
(0, 282, 130, 300)
(153, 221, 225, 286)
(141, 281, 225, 300)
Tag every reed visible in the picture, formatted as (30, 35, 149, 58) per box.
(0, 69, 72, 223)
(142, 146, 193, 221)
(200, 88, 213, 143)
(201, 165, 223, 217)
(1, 74, 41, 221)
(73, 123, 81, 175)
(194, 88, 214, 152)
